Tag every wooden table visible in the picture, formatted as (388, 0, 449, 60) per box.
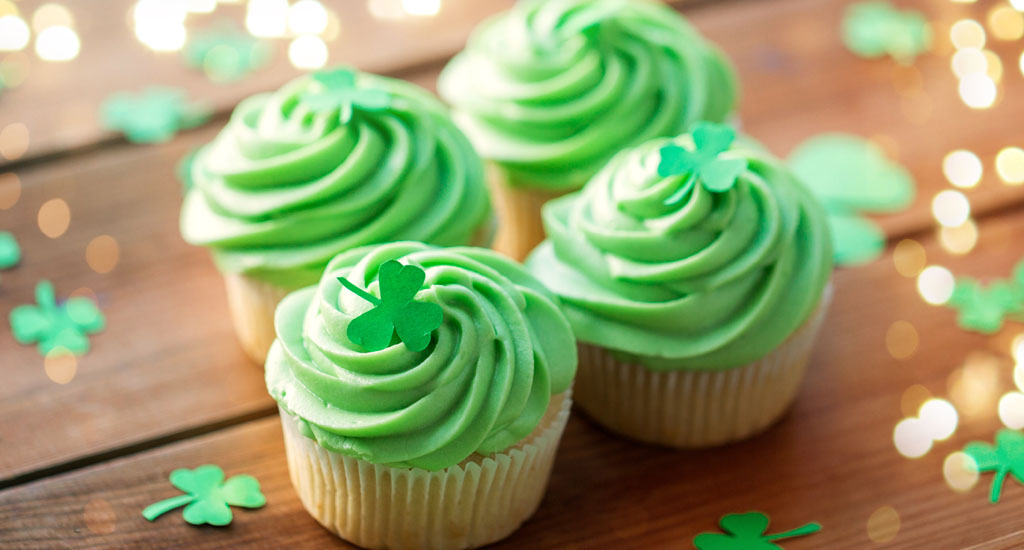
(2, 0, 1024, 548)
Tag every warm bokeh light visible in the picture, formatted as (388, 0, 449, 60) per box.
(86, 235, 120, 274)
(0, 172, 20, 210)
(989, 5, 1024, 41)
(948, 353, 1003, 420)
(943, 149, 983, 188)
(135, 22, 186, 52)
(288, 34, 328, 69)
(288, 0, 327, 35)
(932, 190, 971, 227)
(367, 0, 405, 19)
(38, 197, 70, 238)
(985, 49, 1004, 82)
(894, 418, 932, 458)
(918, 398, 958, 441)
(996, 147, 1024, 185)
(951, 19, 986, 49)
(959, 73, 998, 109)
(0, 15, 30, 51)
(901, 385, 932, 418)
(185, 0, 216, 14)
(0, 52, 30, 88)
(246, 0, 289, 38)
(83, 498, 117, 535)
(866, 506, 900, 543)
(999, 391, 1024, 429)
(1013, 360, 1024, 392)
(1014, 334, 1024, 364)
(893, 239, 927, 278)
(917, 265, 955, 305)
(31, 3, 73, 32)
(886, 321, 919, 360)
(34, 25, 79, 61)
(0, 122, 30, 160)
(943, 452, 980, 492)
(939, 219, 979, 255)
(44, 349, 77, 384)
(951, 48, 986, 79)
(401, 0, 441, 16)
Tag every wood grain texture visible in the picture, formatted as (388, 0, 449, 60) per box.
(4, 208, 1024, 549)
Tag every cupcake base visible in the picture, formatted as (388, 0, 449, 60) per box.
(575, 285, 832, 448)
(487, 164, 569, 262)
(280, 391, 573, 550)
(222, 273, 292, 365)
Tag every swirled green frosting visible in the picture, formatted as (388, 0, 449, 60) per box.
(180, 69, 491, 288)
(526, 131, 832, 371)
(266, 242, 577, 470)
(437, 0, 738, 191)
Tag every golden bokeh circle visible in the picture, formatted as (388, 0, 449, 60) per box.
(866, 506, 900, 543)
(86, 235, 120, 274)
(886, 321, 919, 360)
(0, 122, 29, 160)
(892, 239, 927, 278)
(44, 349, 77, 384)
(37, 198, 70, 238)
(0, 172, 20, 209)
(83, 498, 117, 535)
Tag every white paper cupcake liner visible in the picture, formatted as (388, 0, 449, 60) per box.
(223, 272, 291, 365)
(575, 285, 832, 448)
(279, 391, 572, 550)
(486, 163, 570, 262)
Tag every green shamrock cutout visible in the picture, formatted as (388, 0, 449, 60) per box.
(963, 429, 1024, 503)
(183, 25, 271, 83)
(10, 280, 105, 356)
(337, 260, 443, 352)
(789, 134, 915, 266)
(0, 231, 20, 270)
(949, 278, 1022, 334)
(694, 512, 821, 550)
(300, 68, 391, 124)
(101, 86, 210, 144)
(842, 1, 931, 63)
(143, 465, 266, 526)
(658, 123, 748, 201)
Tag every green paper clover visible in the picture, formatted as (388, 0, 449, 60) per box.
(842, 1, 931, 63)
(0, 231, 20, 270)
(101, 87, 210, 144)
(658, 123, 748, 200)
(337, 260, 443, 352)
(142, 464, 266, 526)
(10, 280, 105, 356)
(694, 512, 821, 550)
(949, 278, 1022, 334)
(826, 212, 886, 267)
(183, 25, 271, 83)
(300, 68, 391, 124)
(963, 429, 1024, 503)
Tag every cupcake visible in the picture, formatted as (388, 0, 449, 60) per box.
(266, 241, 577, 550)
(526, 123, 833, 448)
(439, 0, 738, 260)
(181, 68, 492, 363)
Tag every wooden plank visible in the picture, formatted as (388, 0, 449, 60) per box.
(4, 207, 1024, 548)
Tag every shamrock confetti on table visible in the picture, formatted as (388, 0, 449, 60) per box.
(842, 1, 931, 63)
(949, 278, 1022, 334)
(10, 280, 105, 356)
(658, 123, 748, 200)
(337, 260, 443, 352)
(694, 512, 821, 550)
(301, 68, 391, 124)
(101, 87, 210, 144)
(143, 465, 265, 526)
(0, 231, 20, 270)
(789, 133, 915, 266)
(963, 429, 1024, 503)
(183, 25, 271, 83)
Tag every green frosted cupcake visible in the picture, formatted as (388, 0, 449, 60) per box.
(527, 122, 833, 448)
(439, 0, 738, 259)
(180, 68, 491, 363)
(267, 241, 576, 550)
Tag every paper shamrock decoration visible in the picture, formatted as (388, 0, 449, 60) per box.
(300, 68, 391, 124)
(949, 279, 1022, 334)
(337, 260, 442, 352)
(694, 512, 821, 550)
(789, 134, 915, 266)
(183, 25, 271, 83)
(658, 123, 748, 199)
(0, 231, 20, 270)
(101, 87, 210, 144)
(842, 1, 931, 63)
(963, 429, 1024, 503)
(10, 280, 105, 356)
(143, 465, 266, 526)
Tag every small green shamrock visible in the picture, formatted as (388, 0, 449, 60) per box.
(10, 280, 105, 356)
(183, 25, 271, 83)
(842, 1, 931, 63)
(658, 122, 748, 204)
(143, 465, 266, 526)
(948, 278, 1021, 334)
(0, 231, 20, 270)
(694, 512, 821, 550)
(963, 429, 1024, 503)
(101, 87, 210, 144)
(337, 260, 443, 352)
(300, 68, 391, 124)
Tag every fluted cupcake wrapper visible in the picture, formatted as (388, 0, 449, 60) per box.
(487, 164, 572, 262)
(575, 284, 832, 448)
(279, 391, 572, 550)
(223, 272, 292, 365)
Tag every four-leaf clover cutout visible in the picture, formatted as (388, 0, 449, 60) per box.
(948, 278, 1022, 334)
(143, 464, 266, 526)
(101, 86, 210, 144)
(300, 68, 391, 124)
(694, 512, 821, 550)
(0, 230, 20, 271)
(10, 280, 105, 356)
(337, 260, 443, 352)
(658, 122, 748, 203)
(963, 429, 1024, 503)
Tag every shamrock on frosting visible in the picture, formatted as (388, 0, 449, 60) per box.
(658, 122, 748, 202)
(0, 231, 20, 270)
(694, 512, 821, 550)
(948, 278, 1021, 334)
(842, 1, 931, 63)
(101, 86, 210, 144)
(963, 429, 1024, 503)
(337, 260, 443, 352)
(10, 280, 105, 356)
(300, 68, 391, 124)
(143, 464, 266, 526)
